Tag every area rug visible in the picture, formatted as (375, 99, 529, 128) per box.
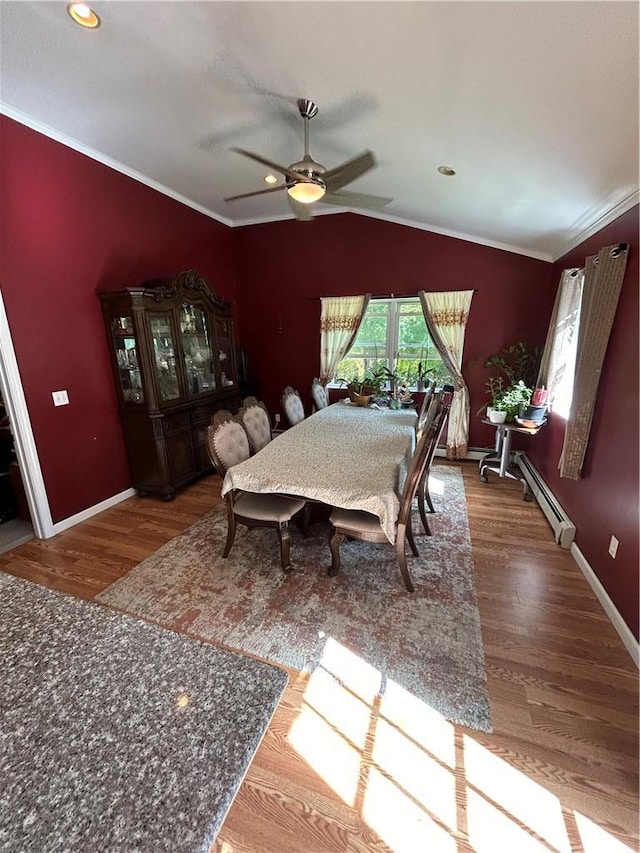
(98, 465, 492, 732)
(1, 572, 288, 852)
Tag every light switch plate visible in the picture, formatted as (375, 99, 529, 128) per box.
(52, 390, 69, 406)
(608, 535, 619, 558)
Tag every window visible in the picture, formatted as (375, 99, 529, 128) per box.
(332, 298, 451, 388)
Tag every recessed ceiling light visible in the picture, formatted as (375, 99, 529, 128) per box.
(437, 166, 456, 176)
(264, 175, 278, 185)
(67, 3, 101, 28)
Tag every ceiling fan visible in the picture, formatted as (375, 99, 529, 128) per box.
(224, 99, 392, 221)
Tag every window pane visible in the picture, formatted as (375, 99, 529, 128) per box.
(348, 302, 389, 359)
(333, 297, 451, 388)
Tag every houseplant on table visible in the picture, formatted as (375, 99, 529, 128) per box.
(477, 342, 542, 423)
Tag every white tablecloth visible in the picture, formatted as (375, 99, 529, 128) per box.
(222, 401, 417, 543)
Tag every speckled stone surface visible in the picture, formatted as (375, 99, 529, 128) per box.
(0, 573, 288, 852)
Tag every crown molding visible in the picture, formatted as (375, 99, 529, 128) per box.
(4, 104, 634, 265)
(551, 188, 639, 262)
(1, 104, 234, 228)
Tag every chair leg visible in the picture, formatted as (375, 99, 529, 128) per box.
(424, 477, 436, 514)
(395, 523, 415, 592)
(406, 520, 419, 557)
(222, 498, 237, 558)
(301, 503, 312, 537)
(417, 469, 432, 536)
(277, 522, 293, 573)
(328, 528, 345, 576)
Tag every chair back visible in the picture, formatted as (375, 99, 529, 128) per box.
(311, 378, 328, 411)
(206, 410, 251, 475)
(240, 396, 272, 453)
(397, 398, 449, 527)
(416, 379, 436, 437)
(282, 386, 305, 426)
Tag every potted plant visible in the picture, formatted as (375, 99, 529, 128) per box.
(499, 380, 532, 422)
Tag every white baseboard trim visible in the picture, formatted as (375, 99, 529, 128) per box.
(570, 542, 639, 669)
(50, 488, 136, 536)
(436, 447, 491, 461)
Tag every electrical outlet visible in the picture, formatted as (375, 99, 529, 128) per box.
(274, 414, 281, 426)
(52, 390, 69, 407)
(608, 535, 619, 559)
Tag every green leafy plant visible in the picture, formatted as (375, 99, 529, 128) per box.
(476, 342, 542, 420)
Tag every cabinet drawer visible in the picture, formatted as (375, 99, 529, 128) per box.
(163, 411, 190, 434)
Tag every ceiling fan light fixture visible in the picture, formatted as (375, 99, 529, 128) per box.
(67, 3, 101, 28)
(287, 181, 326, 204)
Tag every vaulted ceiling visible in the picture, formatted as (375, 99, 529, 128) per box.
(1, 1, 638, 261)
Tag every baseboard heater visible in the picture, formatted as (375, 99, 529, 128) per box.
(516, 452, 576, 549)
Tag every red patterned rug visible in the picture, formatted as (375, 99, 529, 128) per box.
(97, 465, 491, 732)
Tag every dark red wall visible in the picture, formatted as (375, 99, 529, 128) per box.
(0, 116, 237, 523)
(529, 206, 639, 639)
(232, 214, 554, 446)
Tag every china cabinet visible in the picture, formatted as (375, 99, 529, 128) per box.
(99, 269, 240, 499)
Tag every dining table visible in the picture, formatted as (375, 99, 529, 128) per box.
(221, 400, 418, 543)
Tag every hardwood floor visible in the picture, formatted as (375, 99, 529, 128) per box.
(1, 463, 637, 852)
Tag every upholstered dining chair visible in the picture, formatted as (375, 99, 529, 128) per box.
(206, 410, 306, 572)
(327, 399, 449, 592)
(310, 378, 329, 411)
(239, 396, 272, 453)
(281, 386, 305, 426)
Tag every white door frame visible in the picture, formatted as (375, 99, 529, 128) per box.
(0, 289, 53, 538)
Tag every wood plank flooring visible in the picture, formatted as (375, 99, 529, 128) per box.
(1, 462, 637, 852)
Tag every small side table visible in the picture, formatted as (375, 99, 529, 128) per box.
(479, 419, 545, 500)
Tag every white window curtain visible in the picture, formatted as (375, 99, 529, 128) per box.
(537, 267, 584, 419)
(418, 290, 474, 459)
(319, 295, 371, 387)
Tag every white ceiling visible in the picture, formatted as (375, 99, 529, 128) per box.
(1, 1, 638, 261)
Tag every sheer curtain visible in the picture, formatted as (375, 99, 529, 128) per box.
(319, 295, 370, 387)
(537, 267, 584, 420)
(418, 290, 474, 459)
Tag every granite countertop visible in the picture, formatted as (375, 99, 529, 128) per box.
(0, 572, 288, 852)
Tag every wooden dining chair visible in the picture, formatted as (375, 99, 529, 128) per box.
(281, 386, 305, 426)
(328, 399, 449, 592)
(415, 378, 436, 440)
(311, 378, 328, 411)
(206, 410, 306, 572)
(416, 399, 450, 534)
(239, 396, 272, 453)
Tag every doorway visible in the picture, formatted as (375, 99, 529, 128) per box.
(0, 289, 53, 545)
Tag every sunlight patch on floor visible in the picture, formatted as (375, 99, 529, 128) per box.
(288, 701, 362, 806)
(427, 473, 445, 497)
(372, 716, 456, 831)
(363, 767, 457, 853)
(287, 637, 632, 853)
(464, 735, 570, 852)
(574, 811, 635, 852)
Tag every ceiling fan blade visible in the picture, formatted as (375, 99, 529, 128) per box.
(224, 185, 285, 202)
(319, 190, 392, 211)
(231, 147, 304, 183)
(287, 195, 314, 221)
(323, 150, 377, 192)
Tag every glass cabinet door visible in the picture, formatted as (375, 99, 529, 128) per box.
(179, 303, 216, 397)
(111, 316, 144, 403)
(149, 313, 180, 402)
(215, 317, 237, 389)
